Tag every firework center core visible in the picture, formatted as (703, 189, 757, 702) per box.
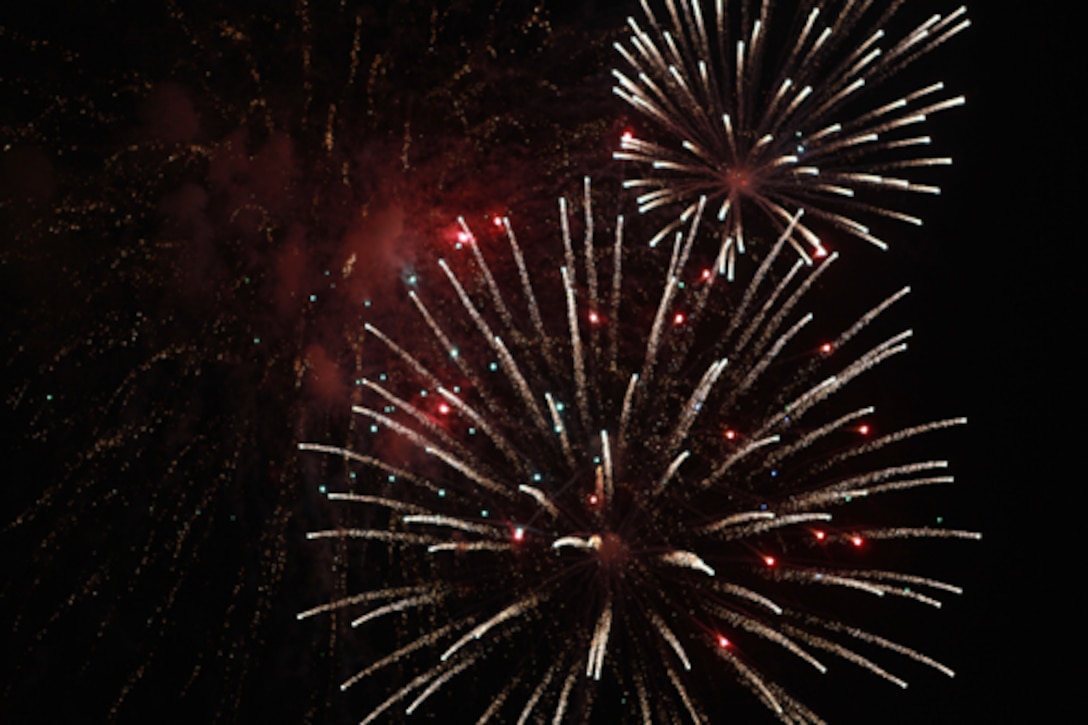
(589, 532, 628, 569)
(725, 166, 756, 195)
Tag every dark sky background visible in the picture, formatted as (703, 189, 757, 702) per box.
(0, 1, 1062, 723)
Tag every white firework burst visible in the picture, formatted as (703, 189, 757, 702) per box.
(612, 0, 970, 276)
(299, 178, 978, 723)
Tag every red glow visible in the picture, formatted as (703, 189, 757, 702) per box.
(437, 403, 451, 415)
(700, 268, 712, 281)
(851, 536, 864, 547)
(814, 530, 826, 541)
(513, 527, 525, 542)
(492, 216, 504, 229)
(717, 635, 730, 648)
(673, 312, 686, 326)
(622, 130, 634, 141)
(763, 555, 776, 567)
(723, 429, 737, 441)
(814, 246, 828, 258)
(588, 311, 601, 325)
(857, 424, 871, 435)
(456, 230, 472, 245)
(588, 494, 600, 506)
(726, 168, 751, 190)
(820, 342, 833, 354)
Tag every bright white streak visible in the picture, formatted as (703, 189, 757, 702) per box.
(660, 549, 715, 576)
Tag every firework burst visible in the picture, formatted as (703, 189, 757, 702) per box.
(301, 178, 978, 723)
(612, 0, 969, 276)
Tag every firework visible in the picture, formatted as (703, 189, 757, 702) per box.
(612, 0, 969, 276)
(1, 3, 614, 719)
(301, 178, 977, 723)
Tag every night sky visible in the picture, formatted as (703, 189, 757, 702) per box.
(1, 1, 1059, 723)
